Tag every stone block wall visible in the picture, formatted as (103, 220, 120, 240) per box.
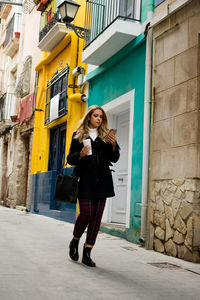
(1, 122, 34, 209)
(149, 179, 200, 262)
(149, 0, 200, 262)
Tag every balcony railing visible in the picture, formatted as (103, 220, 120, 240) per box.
(84, 0, 141, 48)
(0, 95, 5, 122)
(4, 13, 21, 48)
(39, 11, 60, 43)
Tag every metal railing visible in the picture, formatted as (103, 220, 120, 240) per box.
(4, 13, 22, 48)
(39, 11, 60, 42)
(45, 66, 69, 125)
(0, 95, 5, 122)
(84, 0, 141, 48)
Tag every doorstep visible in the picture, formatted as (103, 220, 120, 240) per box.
(100, 222, 126, 240)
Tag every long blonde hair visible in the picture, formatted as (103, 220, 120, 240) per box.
(74, 105, 109, 143)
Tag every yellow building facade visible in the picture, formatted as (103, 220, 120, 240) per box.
(30, 0, 86, 219)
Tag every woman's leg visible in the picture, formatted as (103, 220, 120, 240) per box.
(73, 198, 92, 240)
(85, 198, 106, 246)
(69, 198, 92, 262)
(82, 199, 106, 267)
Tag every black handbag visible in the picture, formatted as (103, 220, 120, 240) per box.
(54, 171, 79, 204)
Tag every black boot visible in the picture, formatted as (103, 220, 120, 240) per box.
(69, 238, 79, 261)
(82, 245, 96, 267)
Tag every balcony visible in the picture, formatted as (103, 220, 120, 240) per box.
(3, 93, 17, 121)
(38, 11, 70, 52)
(82, 0, 142, 66)
(0, 94, 13, 135)
(0, 3, 12, 19)
(4, 13, 22, 57)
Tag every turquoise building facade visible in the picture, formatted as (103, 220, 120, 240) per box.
(82, 0, 154, 243)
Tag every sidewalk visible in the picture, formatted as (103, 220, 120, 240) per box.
(0, 205, 200, 300)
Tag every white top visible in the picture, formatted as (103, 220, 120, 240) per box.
(88, 127, 98, 141)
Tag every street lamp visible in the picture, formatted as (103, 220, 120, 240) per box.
(58, 0, 86, 39)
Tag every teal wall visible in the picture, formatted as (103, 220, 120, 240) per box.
(141, 0, 154, 23)
(87, 37, 146, 243)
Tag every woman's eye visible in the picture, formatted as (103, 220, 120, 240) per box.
(93, 114, 103, 118)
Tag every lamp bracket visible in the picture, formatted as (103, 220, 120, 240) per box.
(68, 84, 78, 89)
(65, 23, 87, 39)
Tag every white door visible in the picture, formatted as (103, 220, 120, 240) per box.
(111, 111, 129, 223)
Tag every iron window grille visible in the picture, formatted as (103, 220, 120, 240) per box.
(4, 13, 21, 48)
(45, 65, 69, 125)
(84, 0, 141, 49)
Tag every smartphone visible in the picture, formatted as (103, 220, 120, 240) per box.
(108, 129, 117, 135)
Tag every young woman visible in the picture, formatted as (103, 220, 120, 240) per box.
(67, 105, 120, 267)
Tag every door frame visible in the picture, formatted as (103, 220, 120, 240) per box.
(102, 89, 134, 228)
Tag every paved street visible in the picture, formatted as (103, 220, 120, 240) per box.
(0, 206, 200, 300)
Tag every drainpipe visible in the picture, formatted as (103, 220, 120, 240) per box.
(139, 5, 154, 244)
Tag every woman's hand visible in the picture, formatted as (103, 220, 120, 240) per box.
(106, 133, 117, 150)
(80, 145, 91, 158)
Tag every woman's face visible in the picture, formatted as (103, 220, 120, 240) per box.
(88, 109, 103, 129)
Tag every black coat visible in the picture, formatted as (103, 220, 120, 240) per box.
(67, 132, 120, 199)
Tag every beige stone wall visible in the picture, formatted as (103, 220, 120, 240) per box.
(155, 0, 177, 16)
(149, 179, 200, 262)
(5, 127, 26, 208)
(4, 122, 33, 209)
(149, 0, 200, 262)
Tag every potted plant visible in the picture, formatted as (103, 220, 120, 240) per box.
(35, 0, 48, 11)
(10, 115, 18, 122)
(14, 32, 20, 39)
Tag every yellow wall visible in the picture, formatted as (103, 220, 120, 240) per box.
(31, 0, 87, 174)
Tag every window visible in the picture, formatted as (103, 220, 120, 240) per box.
(120, 0, 135, 18)
(155, 0, 165, 6)
(45, 65, 69, 125)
